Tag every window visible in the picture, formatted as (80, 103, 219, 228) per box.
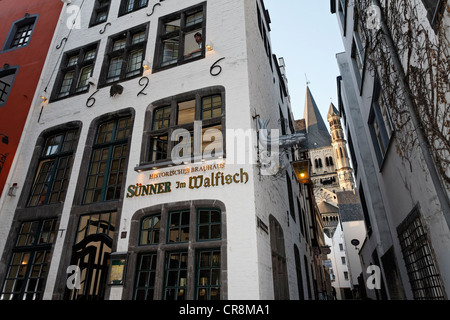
(256, 2, 273, 69)
(163, 251, 188, 300)
(140, 88, 225, 169)
(344, 271, 349, 281)
(269, 215, 289, 300)
(134, 253, 158, 300)
(368, 78, 394, 167)
(196, 249, 221, 300)
(0, 219, 57, 300)
(351, 39, 364, 89)
(133, 205, 223, 300)
(52, 43, 98, 100)
(2, 15, 38, 52)
(100, 24, 148, 86)
(90, 0, 111, 27)
(154, 3, 206, 70)
(140, 214, 161, 245)
(286, 175, 296, 222)
(294, 245, 305, 300)
(421, 0, 447, 32)
(0, 67, 18, 107)
(83, 116, 132, 204)
(66, 212, 116, 300)
(341, 256, 346, 265)
(397, 207, 445, 300)
(119, 0, 149, 16)
(28, 129, 79, 207)
(167, 210, 190, 243)
(197, 209, 221, 241)
(338, 0, 348, 35)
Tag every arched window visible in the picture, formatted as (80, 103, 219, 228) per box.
(269, 215, 289, 300)
(294, 245, 305, 300)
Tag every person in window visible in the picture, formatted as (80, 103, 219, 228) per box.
(185, 32, 202, 58)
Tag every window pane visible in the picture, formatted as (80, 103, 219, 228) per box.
(196, 250, 221, 300)
(58, 71, 74, 97)
(44, 134, 63, 156)
(152, 106, 171, 130)
(140, 215, 161, 245)
(113, 38, 126, 51)
(164, 252, 188, 300)
(84, 49, 97, 61)
(164, 18, 180, 33)
(67, 56, 79, 67)
(186, 11, 203, 26)
(0, 75, 12, 104)
(132, 31, 146, 44)
(107, 57, 123, 83)
(184, 30, 202, 58)
(149, 135, 168, 162)
(126, 49, 143, 77)
(161, 37, 179, 66)
(202, 125, 223, 156)
(168, 211, 189, 243)
(134, 253, 157, 300)
(202, 95, 222, 120)
(177, 100, 195, 125)
(11, 22, 34, 48)
(77, 65, 93, 91)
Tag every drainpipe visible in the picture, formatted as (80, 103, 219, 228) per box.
(373, 0, 450, 230)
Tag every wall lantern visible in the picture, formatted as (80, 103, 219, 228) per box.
(142, 60, 151, 70)
(292, 160, 311, 184)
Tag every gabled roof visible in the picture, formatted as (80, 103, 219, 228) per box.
(303, 86, 332, 149)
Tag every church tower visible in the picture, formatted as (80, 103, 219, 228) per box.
(327, 103, 354, 191)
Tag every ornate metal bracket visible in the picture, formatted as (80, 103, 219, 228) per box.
(99, 22, 111, 35)
(254, 114, 306, 178)
(56, 37, 68, 49)
(147, 2, 162, 17)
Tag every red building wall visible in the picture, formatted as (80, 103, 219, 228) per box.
(0, 0, 63, 196)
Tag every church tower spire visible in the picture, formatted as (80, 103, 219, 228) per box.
(327, 103, 354, 191)
(304, 86, 332, 150)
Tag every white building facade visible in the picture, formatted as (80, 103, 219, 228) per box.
(332, 0, 450, 300)
(0, 0, 322, 301)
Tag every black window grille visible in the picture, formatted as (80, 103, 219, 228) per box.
(397, 207, 446, 300)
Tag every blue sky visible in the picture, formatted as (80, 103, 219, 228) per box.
(263, 0, 345, 124)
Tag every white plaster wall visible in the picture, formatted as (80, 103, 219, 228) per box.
(0, 0, 316, 301)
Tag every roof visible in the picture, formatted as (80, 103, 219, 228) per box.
(318, 201, 339, 214)
(303, 87, 332, 149)
(327, 103, 339, 118)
